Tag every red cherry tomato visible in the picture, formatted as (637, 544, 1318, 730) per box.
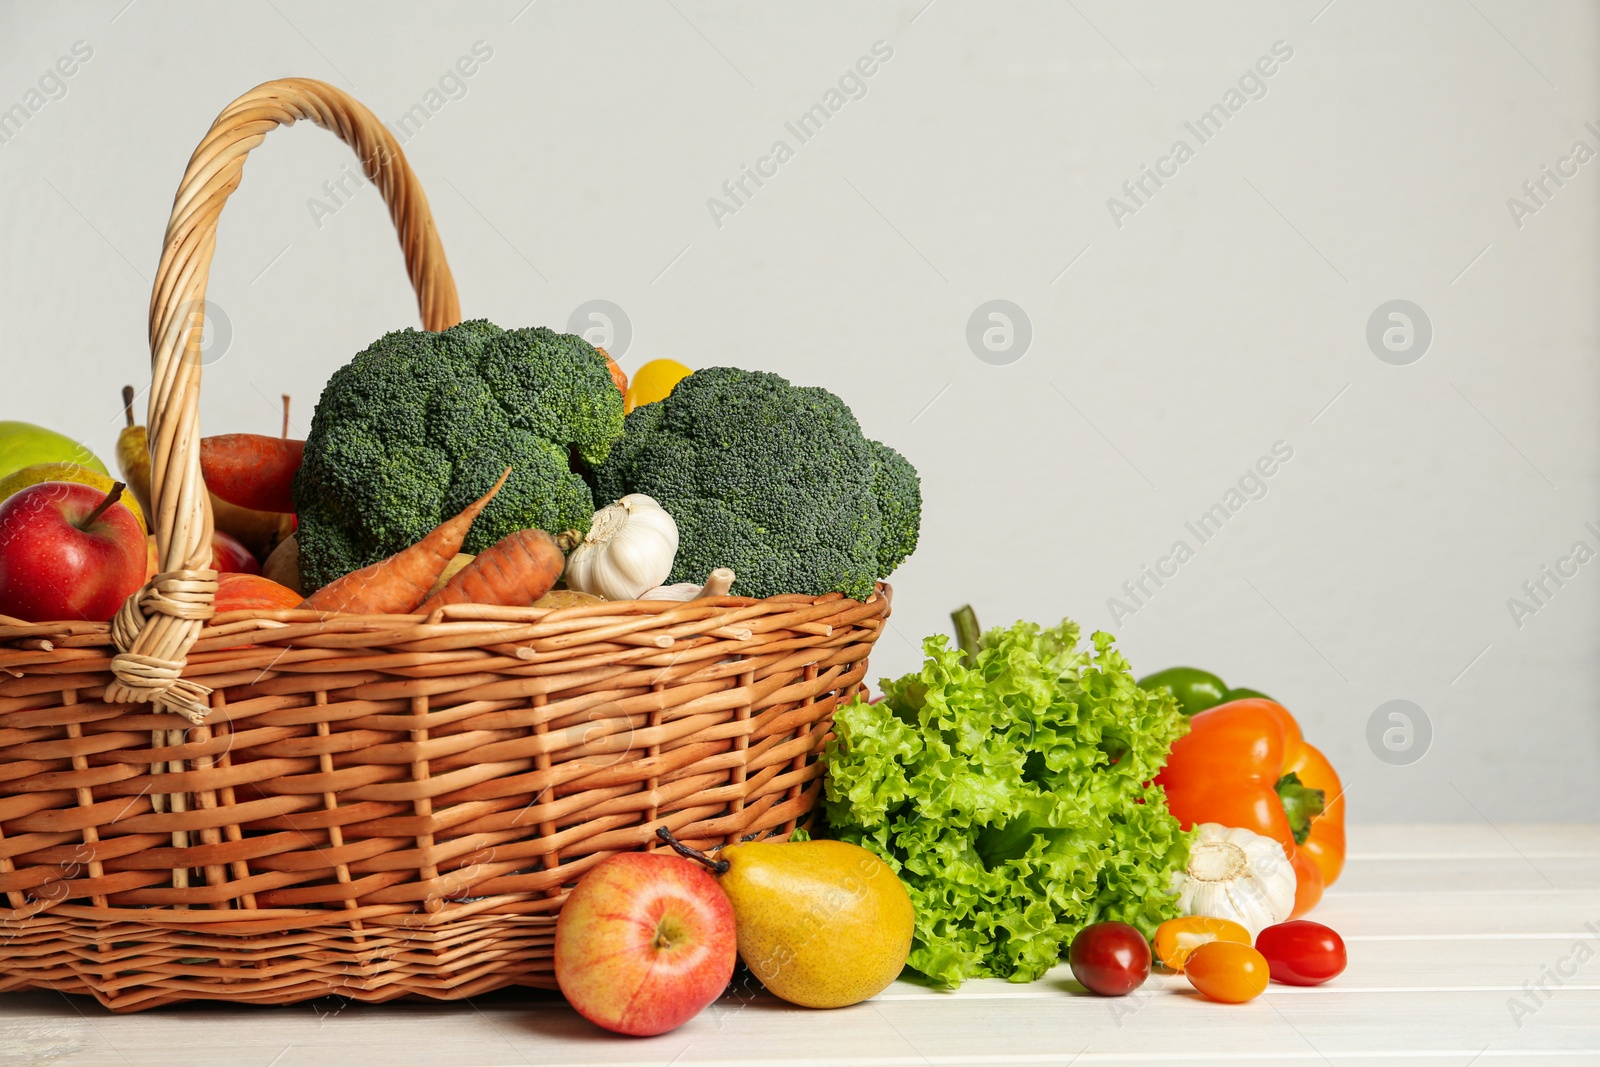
(1255, 920, 1347, 986)
(1184, 941, 1270, 1003)
(1068, 921, 1152, 996)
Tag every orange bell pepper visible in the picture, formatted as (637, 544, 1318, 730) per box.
(1289, 849, 1323, 919)
(1154, 699, 1346, 917)
(1280, 718, 1345, 889)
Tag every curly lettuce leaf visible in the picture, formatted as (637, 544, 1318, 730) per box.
(820, 619, 1192, 986)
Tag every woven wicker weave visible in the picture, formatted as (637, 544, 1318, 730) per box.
(0, 78, 887, 1011)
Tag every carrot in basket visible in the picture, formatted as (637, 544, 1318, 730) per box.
(298, 467, 511, 614)
(413, 527, 565, 614)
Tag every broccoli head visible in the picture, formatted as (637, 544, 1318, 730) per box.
(294, 320, 624, 589)
(587, 366, 921, 600)
(869, 440, 921, 578)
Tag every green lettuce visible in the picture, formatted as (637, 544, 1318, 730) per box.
(819, 618, 1192, 986)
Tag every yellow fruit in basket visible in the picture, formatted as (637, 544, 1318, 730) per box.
(0, 463, 147, 535)
(623, 359, 692, 413)
(262, 533, 305, 596)
(0, 421, 108, 482)
(114, 413, 154, 520)
(712, 837, 914, 1008)
(533, 588, 605, 609)
(426, 552, 474, 598)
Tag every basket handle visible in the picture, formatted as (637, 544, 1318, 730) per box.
(106, 77, 461, 722)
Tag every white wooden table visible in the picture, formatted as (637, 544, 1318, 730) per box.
(3, 825, 1597, 1066)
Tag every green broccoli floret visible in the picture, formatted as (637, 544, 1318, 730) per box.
(869, 440, 921, 578)
(294, 320, 623, 589)
(587, 367, 921, 600)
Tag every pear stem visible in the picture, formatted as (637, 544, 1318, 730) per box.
(655, 826, 729, 875)
(79, 482, 126, 531)
(121, 385, 136, 429)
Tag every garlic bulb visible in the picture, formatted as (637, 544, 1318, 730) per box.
(640, 568, 735, 602)
(564, 494, 679, 601)
(1171, 823, 1297, 938)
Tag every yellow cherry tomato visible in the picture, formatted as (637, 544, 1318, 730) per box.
(1152, 916, 1252, 972)
(624, 359, 693, 413)
(1184, 941, 1271, 1003)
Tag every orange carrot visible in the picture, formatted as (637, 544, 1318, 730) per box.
(413, 528, 565, 614)
(298, 467, 511, 614)
(596, 345, 628, 396)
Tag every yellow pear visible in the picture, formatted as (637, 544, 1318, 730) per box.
(0, 462, 146, 535)
(659, 829, 914, 1008)
(115, 388, 155, 522)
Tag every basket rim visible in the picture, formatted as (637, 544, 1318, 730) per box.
(0, 585, 891, 644)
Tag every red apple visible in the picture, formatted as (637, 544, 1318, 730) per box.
(554, 852, 736, 1036)
(0, 480, 146, 622)
(144, 530, 263, 580)
(211, 529, 260, 575)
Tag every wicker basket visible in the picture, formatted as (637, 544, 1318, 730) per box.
(0, 78, 888, 1012)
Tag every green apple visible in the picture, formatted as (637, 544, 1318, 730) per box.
(0, 421, 109, 482)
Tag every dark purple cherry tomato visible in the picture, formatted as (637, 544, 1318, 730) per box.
(1068, 921, 1152, 996)
(1255, 920, 1347, 986)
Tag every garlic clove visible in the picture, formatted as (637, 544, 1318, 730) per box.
(698, 568, 735, 598)
(640, 568, 736, 602)
(639, 583, 700, 602)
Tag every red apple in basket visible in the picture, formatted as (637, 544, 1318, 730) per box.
(210, 529, 259, 574)
(0, 480, 146, 622)
(554, 852, 736, 1036)
(144, 529, 263, 581)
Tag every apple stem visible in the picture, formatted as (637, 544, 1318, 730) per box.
(121, 385, 136, 429)
(655, 826, 729, 875)
(79, 481, 127, 531)
(281, 394, 291, 439)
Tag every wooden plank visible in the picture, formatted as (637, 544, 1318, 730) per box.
(1, 824, 1598, 1065)
(1314, 890, 1600, 937)
(8, 985, 1597, 1066)
(1346, 824, 1600, 857)
(1333, 854, 1600, 893)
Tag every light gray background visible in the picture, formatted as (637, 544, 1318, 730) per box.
(1, 1, 1595, 822)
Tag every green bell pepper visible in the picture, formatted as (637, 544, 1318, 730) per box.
(1137, 666, 1275, 716)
